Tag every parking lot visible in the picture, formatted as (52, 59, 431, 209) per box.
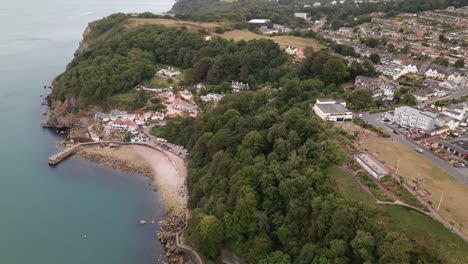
(362, 112, 468, 185)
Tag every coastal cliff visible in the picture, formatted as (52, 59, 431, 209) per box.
(43, 94, 82, 128)
(74, 25, 91, 57)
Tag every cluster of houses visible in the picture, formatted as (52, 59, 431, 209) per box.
(247, 19, 292, 35)
(354, 75, 399, 100)
(376, 60, 467, 87)
(94, 110, 165, 132)
(385, 102, 467, 135)
(285, 46, 306, 61)
(156, 67, 181, 79)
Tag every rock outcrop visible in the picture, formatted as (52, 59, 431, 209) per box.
(42, 95, 82, 129)
(74, 25, 92, 57)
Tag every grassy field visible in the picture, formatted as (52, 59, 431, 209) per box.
(361, 138, 468, 235)
(126, 19, 325, 50)
(127, 18, 225, 31)
(216, 29, 325, 49)
(326, 166, 468, 264)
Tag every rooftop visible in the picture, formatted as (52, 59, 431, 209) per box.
(439, 137, 468, 154)
(315, 103, 350, 114)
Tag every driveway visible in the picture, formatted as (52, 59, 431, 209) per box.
(361, 112, 468, 186)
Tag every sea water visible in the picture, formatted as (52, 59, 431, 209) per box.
(0, 0, 174, 263)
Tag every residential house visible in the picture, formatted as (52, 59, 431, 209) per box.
(157, 67, 181, 79)
(413, 87, 438, 103)
(377, 63, 407, 80)
(111, 118, 138, 131)
(354, 76, 385, 98)
(285, 46, 297, 55)
(130, 133, 149, 143)
(134, 114, 146, 126)
(174, 98, 196, 113)
(381, 82, 398, 100)
(446, 70, 467, 88)
(151, 112, 165, 121)
(442, 102, 467, 121)
(231, 81, 249, 92)
(94, 112, 109, 122)
(337, 27, 353, 38)
(194, 83, 206, 93)
(201, 93, 224, 104)
(109, 109, 126, 121)
(180, 90, 193, 101)
(424, 65, 448, 81)
(401, 61, 419, 74)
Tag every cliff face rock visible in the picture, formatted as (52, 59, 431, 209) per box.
(43, 95, 81, 128)
(74, 25, 91, 57)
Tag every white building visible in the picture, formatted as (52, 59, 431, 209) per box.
(111, 118, 138, 132)
(157, 67, 181, 78)
(180, 90, 193, 101)
(354, 152, 388, 181)
(151, 112, 165, 121)
(393, 106, 438, 131)
(442, 102, 467, 121)
(313, 99, 353, 122)
(248, 19, 271, 25)
(201, 93, 224, 104)
(231, 81, 249, 92)
(294, 12, 308, 20)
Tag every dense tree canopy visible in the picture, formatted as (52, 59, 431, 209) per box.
(53, 20, 287, 107)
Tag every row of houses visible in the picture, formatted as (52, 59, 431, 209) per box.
(95, 110, 165, 132)
(376, 61, 467, 87)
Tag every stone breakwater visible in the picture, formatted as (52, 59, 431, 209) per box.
(77, 145, 154, 178)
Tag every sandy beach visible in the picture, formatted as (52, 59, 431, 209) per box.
(77, 144, 187, 214)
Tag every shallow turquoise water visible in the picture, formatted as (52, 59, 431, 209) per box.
(0, 0, 174, 263)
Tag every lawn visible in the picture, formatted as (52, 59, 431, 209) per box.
(216, 30, 326, 50)
(127, 18, 225, 31)
(326, 166, 468, 264)
(326, 166, 376, 207)
(361, 138, 468, 236)
(126, 20, 325, 50)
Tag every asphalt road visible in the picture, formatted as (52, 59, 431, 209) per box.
(361, 112, 468, 186)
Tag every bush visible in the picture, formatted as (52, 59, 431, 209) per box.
(214, 26, 225, 34)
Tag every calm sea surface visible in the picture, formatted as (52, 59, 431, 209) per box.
(0, 0, 174, 263)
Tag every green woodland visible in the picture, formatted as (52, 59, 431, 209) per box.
(53, 10, 467, 264)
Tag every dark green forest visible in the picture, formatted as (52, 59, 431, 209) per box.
(156, 82, 449, 264)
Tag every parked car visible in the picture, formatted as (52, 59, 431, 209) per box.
(415, 148, 424, 154)
(393, 130, 400, 135)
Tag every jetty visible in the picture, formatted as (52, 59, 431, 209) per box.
(47, 141, 178, 166)
(48, 145, 80, 165)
